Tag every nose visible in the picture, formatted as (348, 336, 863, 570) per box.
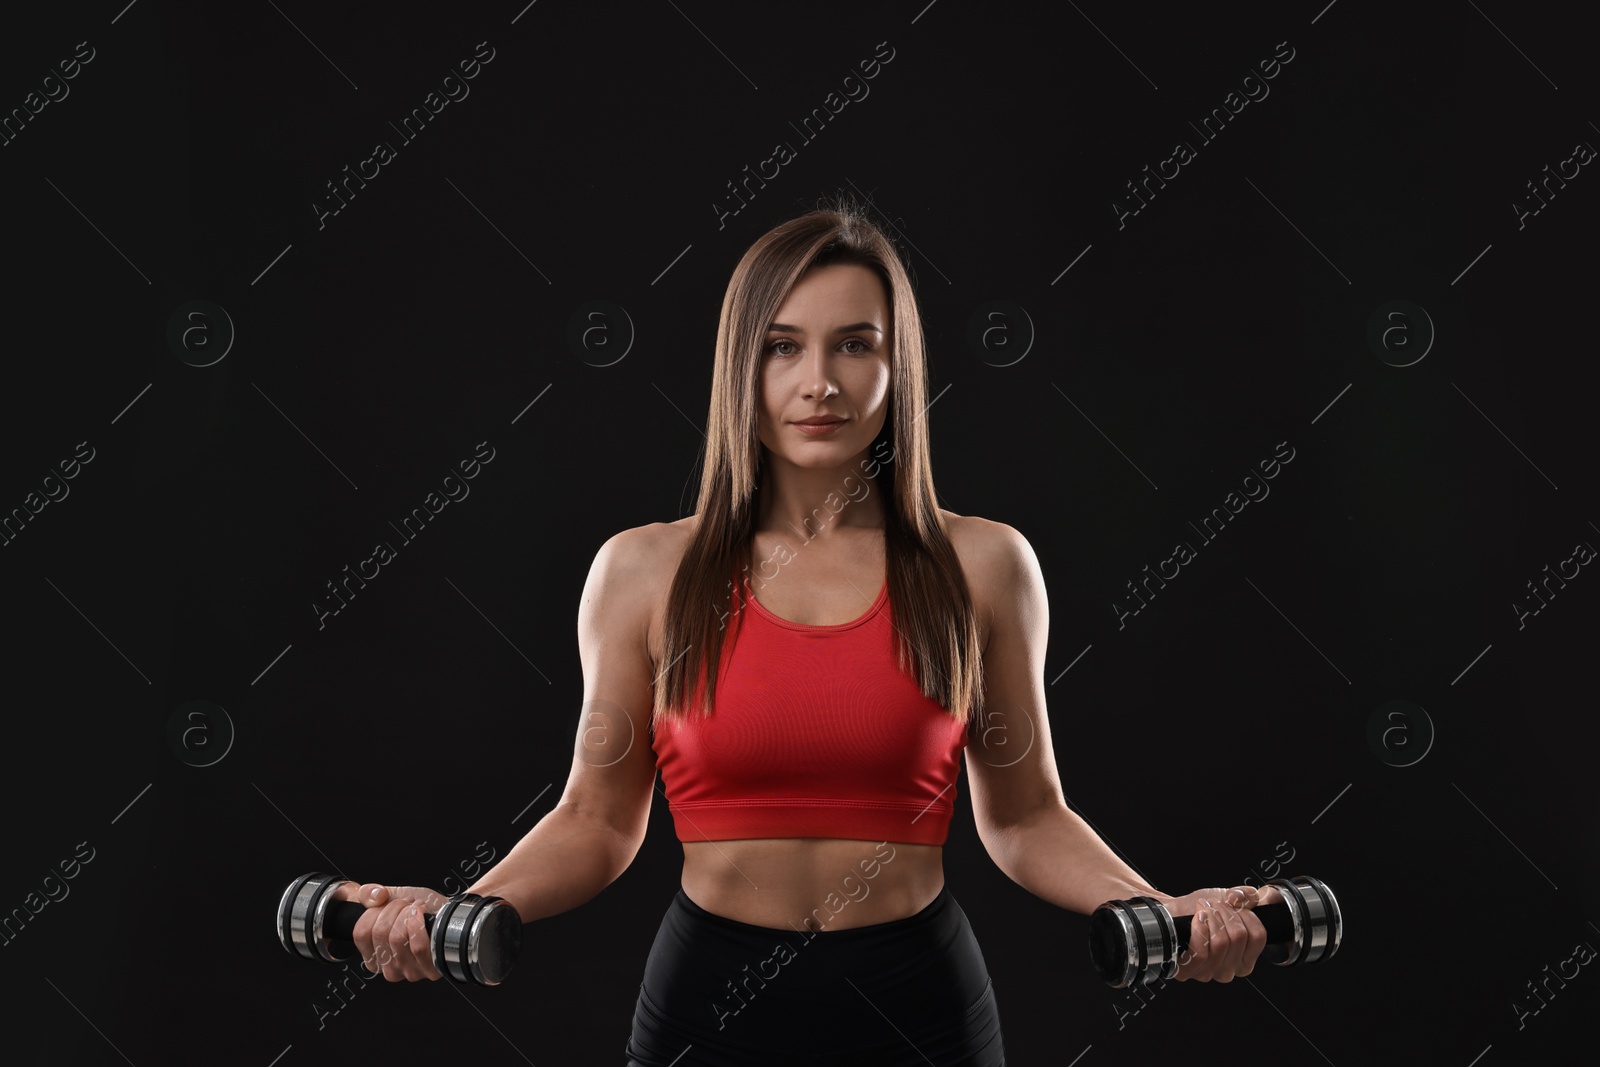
(800, 347, 840, 400)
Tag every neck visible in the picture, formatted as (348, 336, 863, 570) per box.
(753, 450, 886, 541)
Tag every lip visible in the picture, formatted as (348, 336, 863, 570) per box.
(792, 417, 846, 436)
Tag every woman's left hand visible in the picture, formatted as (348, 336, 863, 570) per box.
(1157, 883, 1284, 982)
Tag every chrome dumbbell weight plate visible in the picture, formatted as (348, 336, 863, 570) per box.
(1088, 894, 1180, 988)
(277, 871, 356, 964)
(1260, 874, 1341, 967)
(429, 892, 522, 986)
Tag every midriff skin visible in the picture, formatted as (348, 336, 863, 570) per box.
(680, 840, 945, 931)
(652, 518, 986, 932)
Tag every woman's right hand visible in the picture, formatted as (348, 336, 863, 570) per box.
(328, 882, 452, 981)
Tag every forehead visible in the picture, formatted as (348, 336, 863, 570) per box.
(773, 263, 886, 322)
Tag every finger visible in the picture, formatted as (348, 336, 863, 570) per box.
(1168, 889, 1231, 981)
(1233, 906, 1268, 977)
(1179, 900, 1219, 981)
(390, 902, 436, 982)
(371, 899, 413, 981)
(1223, 885, 1259, 910)
(1194, 898, 1241, 982)
(328, 879, 365, 904)
(404, 904, 441, 981)
(1176, 905, 1204, 980)
(1209, 895, 1260, 979)
(390, 884, 452, 913)
(389, 902, 426, 981)
(380, 940, 408, 982)
(349, 884, 390, 974)
(349, 890, 378, 974)
(1217, 899, 1258, 981)
(331, 886, 369, 968)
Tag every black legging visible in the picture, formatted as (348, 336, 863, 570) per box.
(625, 885, 1007, 1066)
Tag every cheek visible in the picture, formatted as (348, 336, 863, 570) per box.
(758, 372, 780, 419)
(756, 371, 782, 440)
(861, 362, 891, 409)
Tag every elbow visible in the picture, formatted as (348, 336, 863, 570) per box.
(608, 825, 647, 883)
(563, 799, 646, 884)
(973, 809, 1027, 865)
(975, 800, 1070, 871)
(976, 796, 1066, 843)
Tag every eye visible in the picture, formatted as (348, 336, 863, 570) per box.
(765, 338, 874, 357)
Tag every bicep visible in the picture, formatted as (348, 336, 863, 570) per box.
(559, 527, 660, 850)
(965, 522, 1066, 835)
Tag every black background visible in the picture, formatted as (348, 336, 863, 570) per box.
(1, 1, 1596, 1064)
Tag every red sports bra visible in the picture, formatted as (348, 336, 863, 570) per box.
(651, 572, 970, 846)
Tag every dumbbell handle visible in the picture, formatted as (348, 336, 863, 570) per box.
(1170, 900, 1294, 948)
(323, 898, 435, 942)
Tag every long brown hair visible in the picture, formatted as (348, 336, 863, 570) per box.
(651, 195, 984, 731)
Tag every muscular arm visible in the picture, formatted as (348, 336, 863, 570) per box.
(961, 519, 1171, 914)
(466, 526, 662, 921)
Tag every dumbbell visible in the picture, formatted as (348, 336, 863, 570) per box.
(1089, 874, 1341, 988)
(277, 872, 522, 986)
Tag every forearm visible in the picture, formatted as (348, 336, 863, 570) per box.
(465, 802, 638, 923)
(981, 803, 1170, 915)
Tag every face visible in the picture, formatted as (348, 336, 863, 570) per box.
(756, 262, 891, 468)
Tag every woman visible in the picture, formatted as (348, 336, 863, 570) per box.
(335, 198, 1279, 1065)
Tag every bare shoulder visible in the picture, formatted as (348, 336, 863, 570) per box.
(649, 514, 699, 573)
(937, 510, 1041, 646)
(937, 509, 1032, 584)
(595, 515, 696, 575)
(612, 515, 699, 667)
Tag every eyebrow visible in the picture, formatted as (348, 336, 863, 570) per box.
(766, 321, 882, 334)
